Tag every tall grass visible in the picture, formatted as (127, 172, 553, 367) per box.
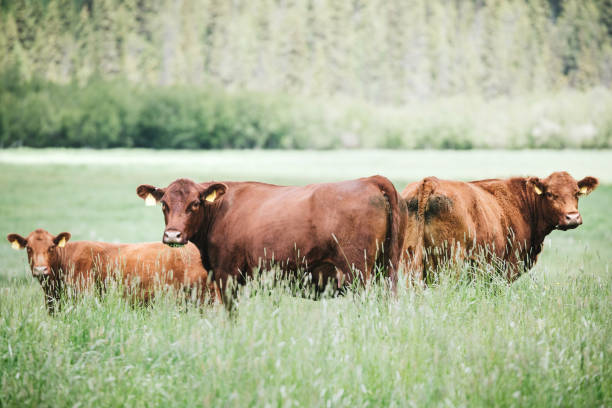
(1, 260, 610, 406)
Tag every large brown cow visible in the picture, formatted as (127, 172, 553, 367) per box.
(401, 172, 599, 282)
(136, 176, 407, 299)
(7, 229, 218, 313)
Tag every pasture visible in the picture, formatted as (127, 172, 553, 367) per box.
(1, 149, 611, 407)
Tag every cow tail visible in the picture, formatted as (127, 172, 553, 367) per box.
(412, 176, 439, 284)
(372, 175, 406, 293)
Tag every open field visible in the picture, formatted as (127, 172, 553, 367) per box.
(1, 149, 611, 406)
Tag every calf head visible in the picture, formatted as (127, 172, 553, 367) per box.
(137, 178, 227, 247)
(7, 229, 71, 277)
(528, 172, 598, 230)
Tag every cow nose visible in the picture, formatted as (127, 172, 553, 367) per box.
(33, 266, 49, 275)
(565, 212, 582, 224)
(163, 230, 183, 244)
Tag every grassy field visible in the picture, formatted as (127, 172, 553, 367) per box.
(1, 149, 611, 407)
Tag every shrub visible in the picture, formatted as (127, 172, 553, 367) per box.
(0, 75, 611, 150)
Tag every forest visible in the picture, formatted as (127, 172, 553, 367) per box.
(1, 0, 611, 148)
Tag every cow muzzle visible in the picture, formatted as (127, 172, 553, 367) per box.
(163, 229, 187, 247)
(33, 266, 50, 276)
(557, 212, 582, 230)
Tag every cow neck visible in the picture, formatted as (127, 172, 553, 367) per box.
(52, 245, 73, 280)
(192, 206, 219, 272)
(518, 179, 554, 264)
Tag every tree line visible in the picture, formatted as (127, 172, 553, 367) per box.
(1, 0, 611, 149)
(1, 0, 611, 101)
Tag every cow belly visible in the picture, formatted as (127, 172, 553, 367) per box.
(423, 218, 468, 268)
(209, 186, 390, 284)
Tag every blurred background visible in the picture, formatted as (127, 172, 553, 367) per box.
(0, 0, 611, 149)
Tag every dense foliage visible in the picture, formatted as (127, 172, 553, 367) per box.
(1, 75, 611, 149)
(1, 0, 612, 149)
(1, 0, 611, 100)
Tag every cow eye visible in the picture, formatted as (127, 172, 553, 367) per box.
(545, 192, 553, 198)
(48, 246, 55, 252)
(190, 202, 200, 211)
(161, 202, 168, 211)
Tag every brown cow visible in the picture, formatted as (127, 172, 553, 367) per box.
(136, 176, 407, 300)
(402, 172, 599, 282)
(7, 229, 219, 313)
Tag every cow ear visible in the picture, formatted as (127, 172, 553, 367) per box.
(53, 232, 71, 248)
(577, 176, 599, 196)
(528, 177, 545, 195)
(137, 184, 165, 206)
(201, 183, 227, 204)
(7, 233, 27, 250)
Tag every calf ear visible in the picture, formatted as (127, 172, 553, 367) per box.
(578, 176, 599, 196)
(527, 177, 545, 195)
(53, 232, 71, 248)
(201, 183, 227, 204)
(7, 233, 27, 250)
(137, 184, 165, 206)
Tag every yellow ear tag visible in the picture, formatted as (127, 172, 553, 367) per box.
(57, 237, 66, 248)
(145, 193, 157, 206)
(579, 186, 588, 195)
(11, 240, 21, 250)
(205, 190, 217, 203)
(534, 185, 542, 195)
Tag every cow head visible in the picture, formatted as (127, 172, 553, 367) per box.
(137, 178, 227, 247)
(7, 229, 71, 277)
(528, 172, 598, 231)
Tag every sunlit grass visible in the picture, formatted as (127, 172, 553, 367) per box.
(1, 149, 610, 406)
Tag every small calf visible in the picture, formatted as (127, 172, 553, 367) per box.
(7, 229, 219, 313)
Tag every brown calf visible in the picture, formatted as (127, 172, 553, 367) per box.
(402, 172, 598, 282)
(7, 229, 218, 313)
(136, 176, 407, 299)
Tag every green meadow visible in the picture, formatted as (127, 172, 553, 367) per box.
(1, 149, 611, 407)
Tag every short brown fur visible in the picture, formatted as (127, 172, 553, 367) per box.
(7, 229, 219, 313)
(401, 172, 599, 282)
(137, 176, 408, 298)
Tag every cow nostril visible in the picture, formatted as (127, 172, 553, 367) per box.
(33, 266, 48, 274)
(163, 230, 183, 242)
(565, 213, 580, 222)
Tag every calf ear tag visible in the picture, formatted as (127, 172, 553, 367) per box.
(11, 240, 21, 250)
(145, 193, 157, 206)
(579, 186, 588, 195)
(205, 190, 217, 203)
(534, 185, 543, 195)
(57, 237, 66, 248)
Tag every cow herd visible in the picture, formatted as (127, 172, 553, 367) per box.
(8, 171, 598, 313)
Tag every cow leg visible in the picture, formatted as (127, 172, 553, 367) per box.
(193, 279, 220, 306)
(403, 250, 425, 287)
(330, 238, 393, 290)
(41, 279, 62, 315)
(326, 248, 370, 291)
(213, 272, 241, 316)
(44, 291, 59, 315)
(309, 263, 339, 298)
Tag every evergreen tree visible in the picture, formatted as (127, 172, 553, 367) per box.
(73, 6, 95, 84)
(0, 0, 611, 101)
